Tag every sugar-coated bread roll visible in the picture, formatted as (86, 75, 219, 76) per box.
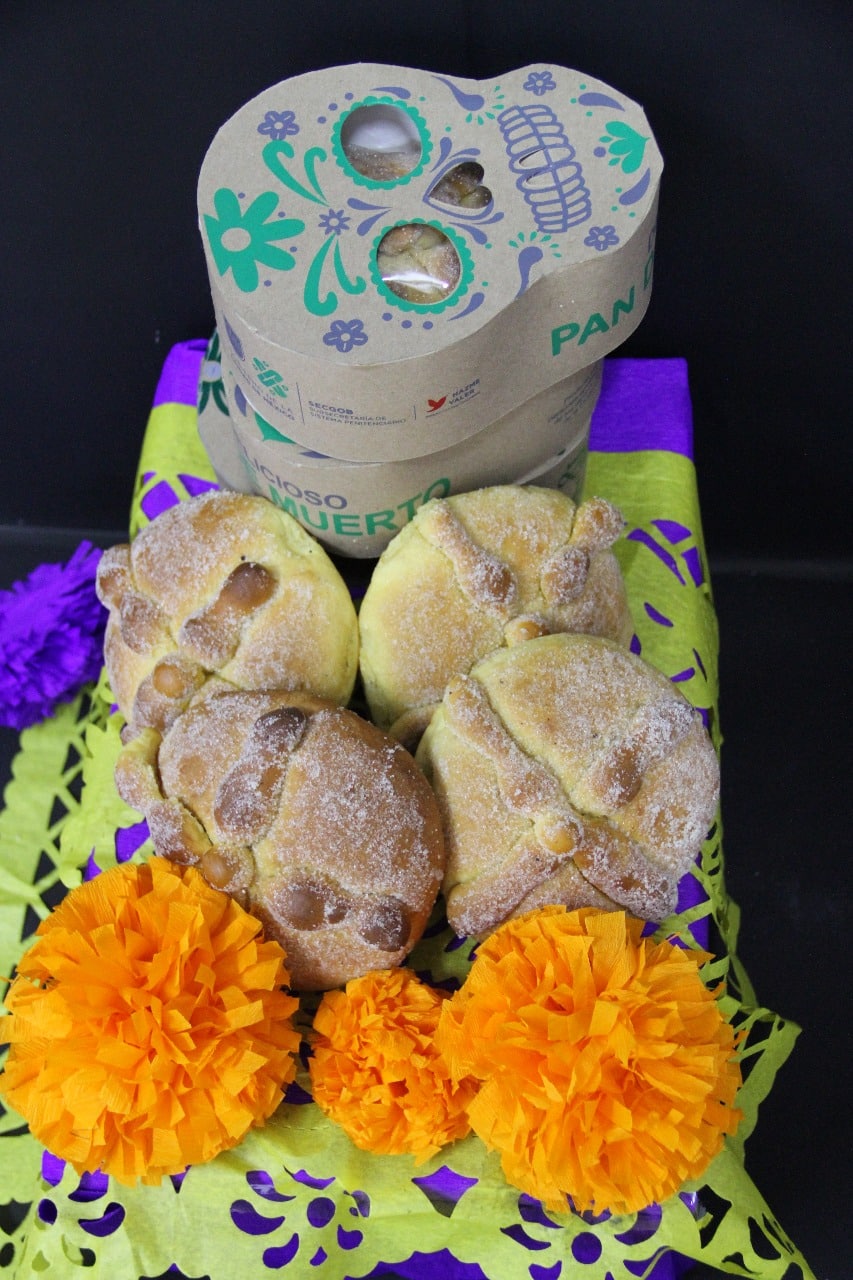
(96, 491, 358, 736)
(115, 687, 445, 991)
(416, 633, 719, 938)
(358, 486, 633, 746)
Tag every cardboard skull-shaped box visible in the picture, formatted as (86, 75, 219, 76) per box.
(198, 63, 661, 455)
(196, 62, 661, 553)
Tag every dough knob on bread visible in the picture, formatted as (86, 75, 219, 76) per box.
(96, 491, 359, 736)
(115, 688, 446, 991)
(358, 485, 634, 747)
(416, 633, 719, 938)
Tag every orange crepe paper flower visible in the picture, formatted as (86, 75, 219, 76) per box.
(0, 857, 300, 1185)
(435, 906, 742, 1216)
(310, 968, 475, 1163)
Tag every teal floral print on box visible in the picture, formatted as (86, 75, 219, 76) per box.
(255, 410, 294, 443)
(304, 235, 367, 318)
(203, 188, 305, 292)
(598, 121, 648, 174)
(263, 140, 329, 206)
(198, 331, 228, 416)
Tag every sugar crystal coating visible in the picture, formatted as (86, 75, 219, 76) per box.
(358, 485, 634, 744)
(416, 633, 719, 937)
(96, 491, 359, 735)
(115, 688, 445, 991)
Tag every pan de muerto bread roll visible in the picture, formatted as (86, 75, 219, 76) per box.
(96, 491, 358, 736)
(416, 633, 719, 938)
(358, 486, 633, 748)
(115, 686, 445, 991)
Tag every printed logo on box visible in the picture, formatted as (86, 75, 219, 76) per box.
(425, 380, 480, 416)
(251, 357, 289, 398)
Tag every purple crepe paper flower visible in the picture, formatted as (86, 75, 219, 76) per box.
(0, 541, 107, 730)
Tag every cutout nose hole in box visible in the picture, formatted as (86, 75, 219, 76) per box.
(376, 223, 462, 305)
(340, 103, 423, 182)
(428, 161, 492, 210)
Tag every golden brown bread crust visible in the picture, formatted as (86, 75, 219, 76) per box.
(115, 688, 445, 991)
(416, 633, 719, 937)
(96, 491, 359, 736)
(358, 486, 633, 746)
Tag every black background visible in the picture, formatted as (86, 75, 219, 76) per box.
(2, 5, 851, 1278)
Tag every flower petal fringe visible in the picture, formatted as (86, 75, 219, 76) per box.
(310, 968, 475, 1163)
(435, 905, 742, 1215)
(0, 541, 107, 730)
(0, 857, 300, 1184)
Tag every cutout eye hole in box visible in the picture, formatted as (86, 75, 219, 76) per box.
(339, 101, 425, 183)
(375, 223, 462, 305)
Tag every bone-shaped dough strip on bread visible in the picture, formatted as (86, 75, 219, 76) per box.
(443, 673, 583, 845)
(420, 500, 518, 614)
(534, 496, 624, 607)
(357, 489, 634, 745)
(97, 493, 360, 737)
(538, 545, 591, 605)
(440, 670, 675, 927)
(443, 835, 567, 937)
(571, 816, 675, 921)
(448, 837, 623, 937)
(115, 727, 212, 867)
(129, 655, 208, 736)
(118, 592, 172, 655)
(213, 705, 308, 844)
(179, 561, 277, 669)
(569, 495, 626, 552)
(115, 724, 256, 897)
(578, 696, 696, 811)
(96, 544, 133, 609)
